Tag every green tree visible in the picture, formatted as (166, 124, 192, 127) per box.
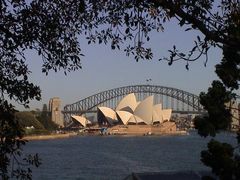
(1, 0, 240, 179)
(16, 111, 45, 130)
(37, 104, 58, 131)
(16, 111, 49, 135)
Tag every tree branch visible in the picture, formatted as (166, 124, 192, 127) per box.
(152, 0, 239, 48)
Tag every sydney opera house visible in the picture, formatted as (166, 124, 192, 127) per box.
(97, 93, 172, 126)
(72, 93, 177, 135)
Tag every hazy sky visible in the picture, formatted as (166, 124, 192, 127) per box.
(16, 20, 223, 110)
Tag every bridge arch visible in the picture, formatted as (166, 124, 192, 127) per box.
(63, 85, 204, 123)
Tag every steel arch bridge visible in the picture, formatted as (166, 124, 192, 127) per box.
(63, 85, 204, 123)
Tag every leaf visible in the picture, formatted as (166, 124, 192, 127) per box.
(185, 28, 192, 31)
(38, 49, 41, 55)
(197, 36, 201, 42)
(125, 28, 129, 34)
(179, 19, 185, 26)
(179, 53, 186, 57)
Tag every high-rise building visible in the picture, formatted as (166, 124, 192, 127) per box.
(49, 97, 64, 127)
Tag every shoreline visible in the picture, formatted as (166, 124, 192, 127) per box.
(23, 130, 188, 141)
(107, 130, 188, 137)
(23, 132, 77, 141)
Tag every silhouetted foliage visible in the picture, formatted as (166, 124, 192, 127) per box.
(1, 0, 240, 179)
(216, 48, 240, 90)
(0, 0, 83, 178)
(0, 102, 41, 179)
(194, 81, 240, 180)
(77, 0, 240, 67)
(194, 81, 233, 137)
(194, 116, 216, 137)
(201, 139, 240, 180)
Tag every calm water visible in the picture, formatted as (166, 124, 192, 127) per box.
(24, 131, 237, 180)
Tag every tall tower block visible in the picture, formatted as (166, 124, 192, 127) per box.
(49, 97, 63, 127)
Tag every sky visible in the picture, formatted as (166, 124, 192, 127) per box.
(16, 20, 223, 111)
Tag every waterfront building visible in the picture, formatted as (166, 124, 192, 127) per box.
(97, 93, 172, 126)
(70, 93, 176, 135)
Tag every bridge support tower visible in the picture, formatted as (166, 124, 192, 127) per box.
(49, 97, 64, 127)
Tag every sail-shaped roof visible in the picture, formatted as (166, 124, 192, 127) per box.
(116, 110, 133, 125)
(97, 93, 172, 126)
(152, 104, 163, 123)
(71, 115, 91, 127)
(128, 115, 145, 124)
(162, 109, 172, 121)
(98, 107, 117, 119)
(133, 95, 154, 125)
(116, 93, 137, 113)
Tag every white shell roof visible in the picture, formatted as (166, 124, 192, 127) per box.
(98, 107, 117, 120)
(116, 93, 137, 113)
(71, 115, 91, 127)
(97, 93, 172, 125)
(162, 109, 172, 121)
(116, 110, 133, 125)
(128, 115, 145, 124)
(152, 110, 162, 123)
(153, 104, 163, 123)
(133, 95, 154, 125)
(154, 104, 162, 115)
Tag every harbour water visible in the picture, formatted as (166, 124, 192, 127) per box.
(24, 131, 237, 180)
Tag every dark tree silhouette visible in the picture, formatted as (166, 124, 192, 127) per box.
(0, 0, 84, 179)
(0, 0, 239, 179)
